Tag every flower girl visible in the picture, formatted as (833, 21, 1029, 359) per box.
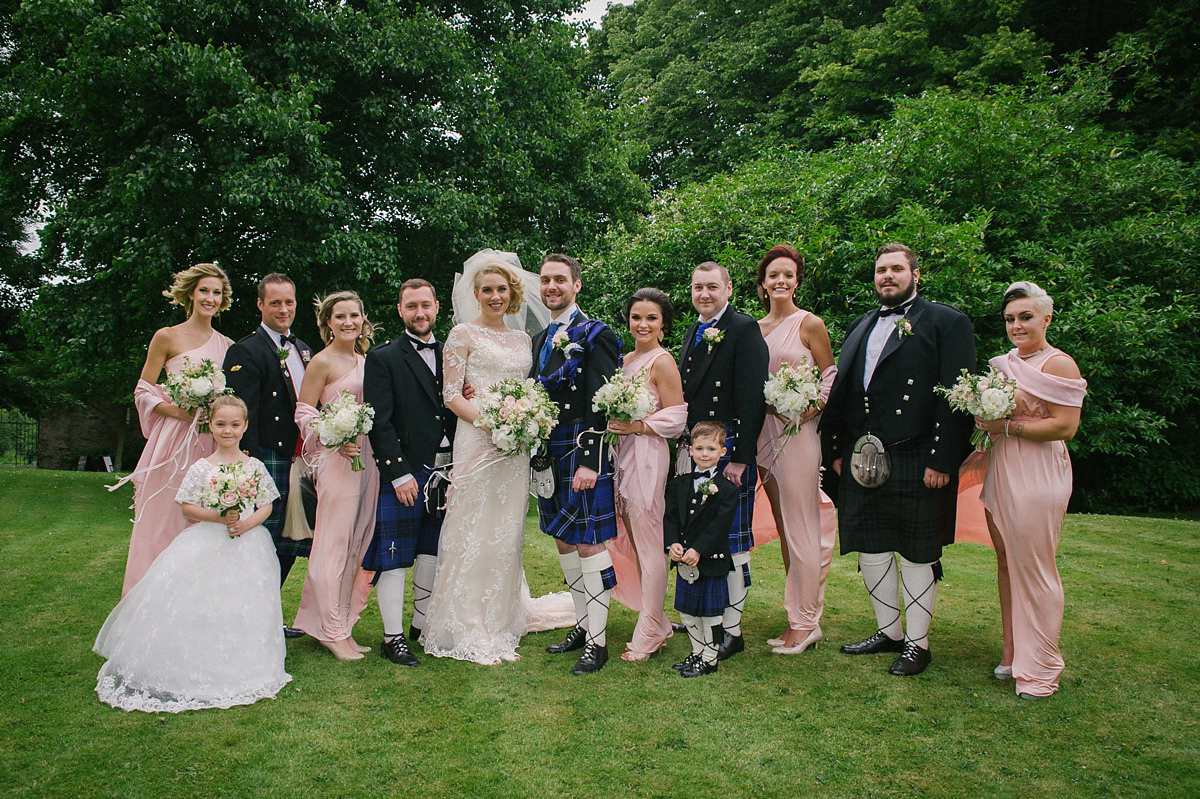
(94, 395, 292, 712)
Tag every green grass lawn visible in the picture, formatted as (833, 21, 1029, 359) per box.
(1, 470, 1197, 798)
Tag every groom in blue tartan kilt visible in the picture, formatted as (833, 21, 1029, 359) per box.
(530, 254, 621, 676)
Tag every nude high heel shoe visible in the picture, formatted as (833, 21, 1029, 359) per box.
(771, 627, 822, 654)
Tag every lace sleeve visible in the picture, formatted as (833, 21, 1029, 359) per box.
(249, 458, 281, 508)
(442, 324, 471, 404)
(175, 459, 212, 505)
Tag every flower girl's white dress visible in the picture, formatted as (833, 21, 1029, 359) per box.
(94, 457, 291, 712)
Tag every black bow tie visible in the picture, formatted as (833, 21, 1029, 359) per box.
(878, 302, 913, 317)
(280, 333, 297, 346)
(692, 469, 716, 480)
(411, 339, 437, 351)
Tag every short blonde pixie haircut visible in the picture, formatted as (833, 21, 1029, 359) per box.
(163, 262, 233, 316)
(472, 262, 525, 315)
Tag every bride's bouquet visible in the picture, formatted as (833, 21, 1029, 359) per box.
(592, 368, 655, 447)
(763, 361, 823, 435)
(197, 461, 264, 517)
(311, 390, 375, 471)
(475, 378, 559, 457)
(935, 366, 1016, 450)
(162, 357, 228, 433)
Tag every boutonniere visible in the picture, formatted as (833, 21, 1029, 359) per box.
(697, 478, 718, 502)
(895, 318, 913, 339)
(552, 329, 583, 358)
(703, 327, 724, 353)
(275, 348, 289, 361)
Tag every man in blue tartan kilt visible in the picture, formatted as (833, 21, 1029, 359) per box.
(223, 273, 312, 637)
(363, 279, 457, 667)
(820, 243, 975, 677)
(677, 261, 769, 661)
(531, 254, 621, 675)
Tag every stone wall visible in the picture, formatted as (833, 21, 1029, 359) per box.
(38, 401, 144, 471)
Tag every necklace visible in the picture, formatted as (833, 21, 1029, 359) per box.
(1017, 346, 1049, 359)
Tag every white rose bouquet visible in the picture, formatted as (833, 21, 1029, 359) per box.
(162, 357, 229, 433)
(475, 377, 559, 457)
(197, 461, 263, 519)
(311, 390, 375, 470)
(935, 366, 1016, 450)
(763, 361, 823, 435)
(592, 368, 655, 447)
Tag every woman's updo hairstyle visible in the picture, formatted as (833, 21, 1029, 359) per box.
(624, 287, 675, 336)
(1001, 281, 1053, 317)
(314, 290, 374, 354)
(163, 262, 233, 315)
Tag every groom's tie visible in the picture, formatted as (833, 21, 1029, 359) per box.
(538, 321, 563, 373)
(692, 320, 714, 349)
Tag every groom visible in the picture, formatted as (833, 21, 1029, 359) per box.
(363, 279, 457, 667)
(531, 253, 621, 675)
(224, 273, 313, 615)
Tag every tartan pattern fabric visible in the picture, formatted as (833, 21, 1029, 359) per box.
(599, 565, 617, 591)
(259, 450, 311, 559)
(363, 466, 443, 572)
(709, 430, 757, 554)
(536, 421, 617, 545)
(740, 560, 752, 588)
(837, 437, 958, 563)
(674, 572, 729, 617)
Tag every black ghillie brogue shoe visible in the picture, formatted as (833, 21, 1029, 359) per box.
(571, 643, 609, 675)
(888, 641, 931, 676)
(840, 630, 904, 655)
(546, 625, 587, 654)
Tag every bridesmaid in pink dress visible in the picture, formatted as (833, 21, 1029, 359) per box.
(754, 246, 838, 654)
(975, 281, 1086, 699)
(606, 288, 688, 662)
(118, 263, 233, 596)
(293, 291, 379, 661)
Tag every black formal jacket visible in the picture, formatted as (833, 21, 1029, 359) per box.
(364, 335, 456, 486)
(820, 295, 976, 475)
(678, 305, 769, 464)
(529, 311, 620, 473)
(663, 472, 737, 578)
(223, 326, 313, 457)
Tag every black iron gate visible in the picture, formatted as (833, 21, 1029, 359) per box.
(0, 408, 38, 467)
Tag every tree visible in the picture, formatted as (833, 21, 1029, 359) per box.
(585, 79, 1200, 512)
(1, 0, 647, 412)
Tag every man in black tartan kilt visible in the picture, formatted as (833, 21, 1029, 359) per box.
(530, 254, 621, 675)
(223, 273, 313, 637)
(677, 261, 769, 661)
(821, 243, 975, 676)
(363, 279, 457, 667)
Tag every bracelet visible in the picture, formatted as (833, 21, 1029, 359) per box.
(1004, 419, 1010, 438)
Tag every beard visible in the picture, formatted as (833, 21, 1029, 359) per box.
(876, 279, 917, 307)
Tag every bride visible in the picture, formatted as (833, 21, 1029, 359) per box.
(422, 251, 570, 664)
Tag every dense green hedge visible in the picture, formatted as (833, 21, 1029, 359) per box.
(584, 84, 1200, 513)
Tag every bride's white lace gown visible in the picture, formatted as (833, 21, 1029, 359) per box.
(93, 457, 291, 712)
(422, 323, 558, 664)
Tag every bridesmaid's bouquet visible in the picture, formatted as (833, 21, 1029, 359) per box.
(311, 390, 375, 471)
(198, 461, 263, 516)
(162, 357, 229, 433)
(763, 361, 823, 435)
(935, 366, 1016, 450)
(475, 378, 559, 457)
(592, 368, 655, 447)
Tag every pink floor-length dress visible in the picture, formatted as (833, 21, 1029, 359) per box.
(120, 330, 228, 596)
(293, 355, 378, 642)
(980, 347, 1087, 697)
(608, 349, 688, 657)
(757, 311, 838, 636)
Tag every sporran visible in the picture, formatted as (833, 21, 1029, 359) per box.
(850, 433, 891, 489)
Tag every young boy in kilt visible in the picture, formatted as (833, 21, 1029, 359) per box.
(664, 421, 739, 678)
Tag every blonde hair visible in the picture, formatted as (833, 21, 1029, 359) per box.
(163, 263, 232, 316)
(209, 394, 248, 420)
(1002, 281, 1054, 317)
(472, 262, 525, 315)
(314, 290, 374, 354)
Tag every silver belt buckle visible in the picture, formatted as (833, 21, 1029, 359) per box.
(850, 434, 891, 488)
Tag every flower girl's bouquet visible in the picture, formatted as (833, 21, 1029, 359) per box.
(763, 361, 823, 435)
(935, 366, 1016, 450)
(475, 378, 559, 457)
(592, 368, 655, 447)
(311, 390, 375, 471)
(198, 461, 264, 517)
(162, 357, 228, 433)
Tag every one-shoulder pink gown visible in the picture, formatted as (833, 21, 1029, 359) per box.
(757, 311, 837, 638)
(121, 330, 229, 596)
(609, 348, 688, 657)
(293, 355, 378, 643)
(980, 347, 1087, 697)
